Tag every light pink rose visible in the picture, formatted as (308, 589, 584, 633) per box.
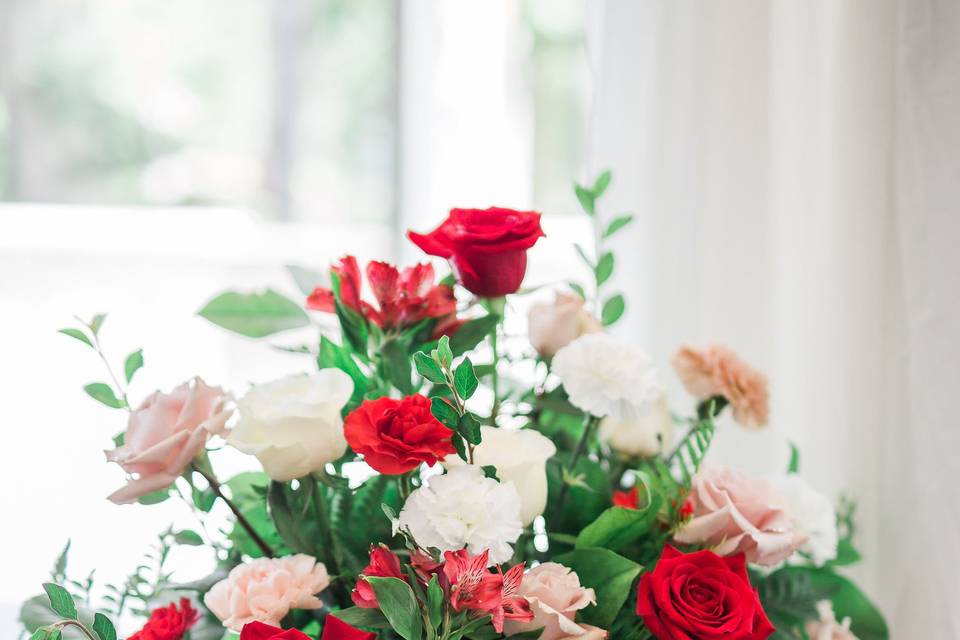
(203, 554, 330, 631)
(672, 344, 769, 428)
(503, 562, 597, 640)
(557, 626, 607, 639)
(105, 377, 231, 503)
(673, 466, 807, 566)
(806, 601, 859, 640)
(528, 292, 601, 357)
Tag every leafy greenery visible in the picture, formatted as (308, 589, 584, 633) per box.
(554, 548, 642, 628)
(197, 289, 309, 338)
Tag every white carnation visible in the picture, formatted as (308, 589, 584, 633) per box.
(552, 333, 661, 421)
(769, 474, 839, 565)
(397, 465, 523, 565)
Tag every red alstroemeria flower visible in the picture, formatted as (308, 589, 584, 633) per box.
(442, 549, 534, 634)
(613, 486, 639, 510)
(490, 562, 534, 633)
(307, 256, 456, 331)
(352, 544, 406, 608)
(128, 598, 199, 640)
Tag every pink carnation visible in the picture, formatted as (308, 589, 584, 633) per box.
(673, 466, 807, 566)
(672, 345, 769, 428)
(105, 377, 231, 503)
(204, 555, 330, 631)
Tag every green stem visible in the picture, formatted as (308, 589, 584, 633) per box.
(310, 475, 349, 605)
(49, 620, 98, 640)
(490, 319, 501, 422)
(557, 415, 598, 508)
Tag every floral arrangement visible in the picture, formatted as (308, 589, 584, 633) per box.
(22, 173, 888, 640)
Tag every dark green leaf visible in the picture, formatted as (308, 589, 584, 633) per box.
(92, 613, 117, 640)
(830, 538, 862, 567)
(58, 328, 93, 348)
(452, 434, 469, 462)
(553, 549, 641, 628)
(42, 583, 77, 620)
(318, 336, 369, 406)
(595, 252, 614, 285)
(414, 351, 446, 384)
(603, 214, 634, 238)
(197, 289, 309, 338)
(123, 349, 144, 384)
(458, 413, 482, 445)
(366, 577, 423, 640)
(331, 607, 391, 630)
(480, 465, 499, 481)
(777, 567, 888, 640)
(83, 383, 125, 409)
(601, 294, 625, 326)
(426, 575, 443, 631)
(380, 339, 413, 394)
(173, 530, 203, 546)
(453, 357, 479, 400)
(137, 488, 170, 505)
(431, 397, 460, 428)
(576, 495, 662, 551)
(575, 184, 595, 216)
(192, 485, 216, 512)
(592, 170, 612, 198)
(449, 315, 499, 356)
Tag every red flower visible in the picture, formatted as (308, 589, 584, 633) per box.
(636, 545, 774, 640)
(307, 257, 456, 331)
(442, 549, 534, 634)
(613, 486, 639, 509)
(352, 544, 406, 608)
(408, 207, 545, 297)
(239, 621, 311, 640)
(321, 616, 376, 640)
(344, 394, 456, 474)
(128, 598, 199, 640)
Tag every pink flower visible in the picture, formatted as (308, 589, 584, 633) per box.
(527, 292, 601, 357)
(105, 377, 231, 504)
(204, 554, 330, 631)
(352, 545, 405, 609)
(673, 466, 807, 567)
(557, 626, 607, 640)
(442, 549, 533, 633)
(503, 563, 597, 640)
(672, 345, 769, 428)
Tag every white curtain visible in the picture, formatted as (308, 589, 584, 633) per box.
(586, 1, 960, 636)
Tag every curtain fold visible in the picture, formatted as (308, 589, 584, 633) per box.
(587, 1, 960, 635)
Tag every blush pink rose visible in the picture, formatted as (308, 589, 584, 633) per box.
(105, 377, 231, 504)
(672, 345, 770, 428)
(204, 554, 330, 631)
(528, 292, 601, 357)
(557, 626, 607, 639)
(673, 466, 807, 567)
(503, 563, 597, 640)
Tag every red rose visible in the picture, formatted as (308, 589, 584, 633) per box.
(239, 621, 311, 640)
(637, 545, 774, 640)
(321, 615, 376, 640)
(353, 544, 405, 608)
(128, 598, 199, 640)
(408, 207, 545, 297)
(344, 394, 456, 474)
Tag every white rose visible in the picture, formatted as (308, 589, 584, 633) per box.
(445, 426, 556, 526)
(769, 474, 839, 566)
(228, 370, 353, 481)
(398, 465, 523, 565)
(598, 392, 672, 458)
(528, 292, 601, 357)
(552, 333, 661, 422)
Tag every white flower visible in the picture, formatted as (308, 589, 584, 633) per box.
(445, 426, 557, 527)
(227, 370, 353, 481)
(552, 333, 661, 421)
(806, 601, 859, 640)
(398, 465, 523, 564)
(598, 392, 673, 457)
(769, 474, 839, 565)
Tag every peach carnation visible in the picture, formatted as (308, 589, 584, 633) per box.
(672, 344, 769, 428)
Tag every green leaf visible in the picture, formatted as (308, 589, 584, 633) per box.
(83, 383, 125, 409)
(366, 576, 423, 640)
(426, 575, 443, 631)
(137, 488, 170, 505)
(173, 529, 203, 546)
(553, 549, 641, 628)
(331, 607, 391, 630)
(575, 184, 595, 216)
(318, 336, 369, 407)
(452, 433, 469, 462)
(92, 613, 117, 640)
(88, 313, 107, 335)
(123, 349, 144, 384)
(58, 328, 93, 348)
(29, 629, 47, 640)
(603, 214, 634, 239)
(574, 243, 594, 269)
(595, 252, 614, 285)
(458, 413, 482, 445)
(437, 335, 453, 367)
(576, 499, 662, 551)
(197, 289, 309, 338)
(415, 351, 446, 384)
(431, 397, 460, 429)
(380, 339, 413, 394)
(778, 567, 888, 640)
(42, 583, 77, 620)
(592, 170, 612, 198)
(453, 357, 478, 400)
(788, 441, 800, 474)
(568, 282, 587, 299)
(481, 465, 499, 481)
(286, 264, 326, 295)
(830, 537, 862, 567)
(601, 294, 625, 326)
(449, 315, 499, 356)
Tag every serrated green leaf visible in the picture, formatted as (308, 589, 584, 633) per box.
(575, 184, 595, 216)
(58, 328, 93, 348)
(601, 294, 625, 326)
(366, 577, 422, 640)
(414, 351, 446, 384)
(197, 289, 309, 338)
(431, 397, 460, 428)
(592, 170, 612, 198)
(123, 349, 144, 384)
(603, 214, 634, 238)
(92, 613, 117, 640)
(458, 413, 482, 445)
(595, 252, 614, 285)
(453, 357, 478, 400)
(42, 583, 77, 620)
(83, 383, 125, 409)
